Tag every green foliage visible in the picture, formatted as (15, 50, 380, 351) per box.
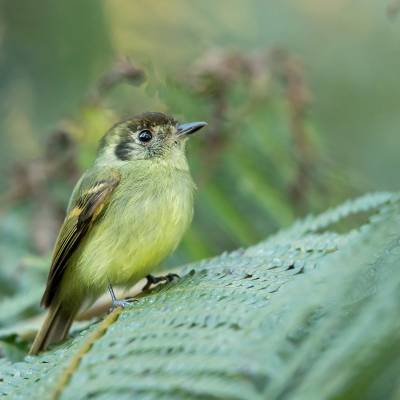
(66, 50, 334, 265)
(1, 192, 400, 399)
(0, 49, 334, 276)
(1, 3, 400, 397)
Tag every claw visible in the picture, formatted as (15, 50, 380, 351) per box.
(142, 273, 180, 291)
(109, 298, 136, 313)
(108, 283, 137, 312)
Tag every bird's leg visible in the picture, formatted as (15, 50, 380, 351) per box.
(142, 273, 180, 291)
(108, 283, 136, 311)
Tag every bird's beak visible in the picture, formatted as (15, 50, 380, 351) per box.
(177, 121, 207, 137)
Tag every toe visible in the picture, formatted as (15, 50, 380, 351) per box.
(167, 273, 180, 281)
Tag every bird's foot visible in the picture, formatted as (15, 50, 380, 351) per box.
(108, 283, 137, 312)
(142, 273, 180, 291)
(109, 297, 137, 313)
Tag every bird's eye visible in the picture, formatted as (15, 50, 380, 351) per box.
(138, 130, 153, 143)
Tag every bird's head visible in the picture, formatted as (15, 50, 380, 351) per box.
(96, 112, 207, 168)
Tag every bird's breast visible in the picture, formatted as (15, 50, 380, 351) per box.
(76, 167, 195, 289)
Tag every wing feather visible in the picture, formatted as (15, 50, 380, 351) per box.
(41, 172, 120, 307)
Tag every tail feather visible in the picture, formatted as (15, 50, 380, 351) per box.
(29, 301, 76, 355)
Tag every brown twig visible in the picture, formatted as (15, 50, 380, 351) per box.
(269, 49, 315, 209)
(51, 307, 123, 400)
(387, 0, 400, 20)
(189, 49, 258, 184)
(0, 129, 79, 254)
(89, 57, 145, 103)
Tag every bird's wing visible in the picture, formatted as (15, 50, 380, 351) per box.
(41, 170, 121, 307)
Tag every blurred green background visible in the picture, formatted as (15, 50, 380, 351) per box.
(1, 0, 400, 297)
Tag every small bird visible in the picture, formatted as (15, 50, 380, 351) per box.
(30, 112, 207, 354)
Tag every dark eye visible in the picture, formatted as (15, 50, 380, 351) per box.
(138, 129, 152, 143)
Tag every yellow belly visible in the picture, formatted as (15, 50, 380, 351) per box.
(69, 166, 194, 297)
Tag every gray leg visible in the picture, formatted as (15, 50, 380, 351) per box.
(108, 283, 136, 311)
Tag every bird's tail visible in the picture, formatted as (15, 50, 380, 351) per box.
(29, 301, 77, 355)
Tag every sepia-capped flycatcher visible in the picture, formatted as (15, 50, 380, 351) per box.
(30, 112, 207, 354)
